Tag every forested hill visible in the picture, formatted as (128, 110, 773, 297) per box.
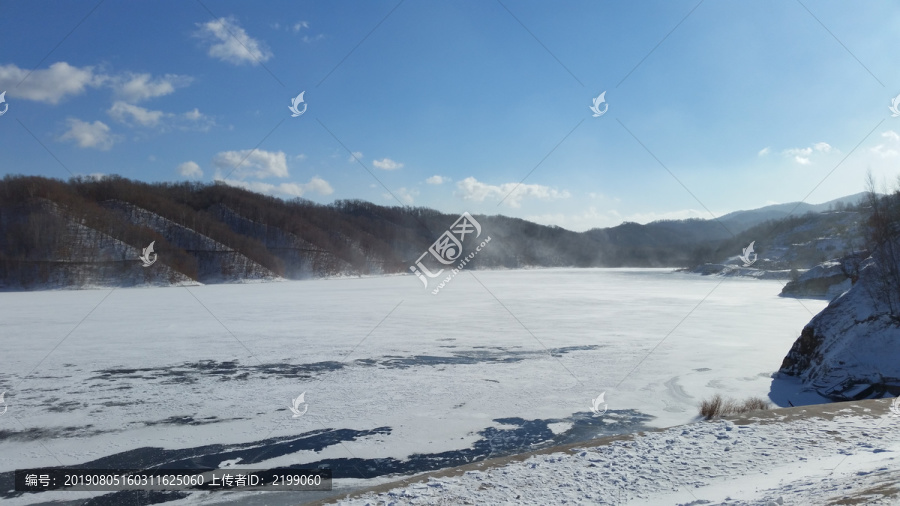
(0, 175, 862, 289)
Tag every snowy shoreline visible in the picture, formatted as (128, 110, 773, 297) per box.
(321, 398, 900, 505)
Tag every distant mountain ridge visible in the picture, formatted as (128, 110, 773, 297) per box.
(713, 192, 869, 232)
(0, 175, 870, 289)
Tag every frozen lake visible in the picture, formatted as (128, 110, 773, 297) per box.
(0, 268, 827, 504)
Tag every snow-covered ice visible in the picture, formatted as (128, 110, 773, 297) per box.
(0, 268, 829, 504)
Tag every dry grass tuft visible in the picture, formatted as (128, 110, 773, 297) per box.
(699, 394, 770, 419)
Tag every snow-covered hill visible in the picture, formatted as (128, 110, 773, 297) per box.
(778, 252, 866, 300)
(207, 203, 355, 279)
(0, 199, 193, 289)
(101, 199, 279, 283)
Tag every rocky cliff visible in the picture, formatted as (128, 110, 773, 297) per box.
(778, 257, 900, 400)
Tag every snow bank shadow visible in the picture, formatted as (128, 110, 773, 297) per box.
(768, 373, 836, 407)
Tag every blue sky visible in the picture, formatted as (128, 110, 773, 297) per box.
(2, 0, 900, 231)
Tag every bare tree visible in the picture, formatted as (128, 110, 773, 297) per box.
(864, 171, 900, 319)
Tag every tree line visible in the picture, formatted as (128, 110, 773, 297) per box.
(0, 174, 865, 288)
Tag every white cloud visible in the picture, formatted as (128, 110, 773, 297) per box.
(301, 176, 333, 195)
(108, 102, 214, 131)
(183, 109, 203, 121)
(59, 118, 116, 150)
(0, 64, 195, 109)
(0, 62, 207, 135)
(180, 108, 215, 131)
(455, 177, 570, 208)
(216, 176, 333, 198)
(783, 147, 812, 165)
(426, 175, 448, 185)
(0, 62, 104, 104)
(112, 73, 192, 102)
(782, 142, 838, 165)
(372, 158, 403, 170)
(108, 101, 164, 127)
(586, 192, 620, 203)
(784, 147, 812, 157)
(178, 161, 203, 179)
(757, 147, 770, 157)
(384, 187, 419, 205)
(273, 21, 309, 32)
(302, 34, 326, 43)
(212, 149, 289, 179)
(813, 142, 832, 153)
(871, 144, 899, 158)
(195, 17, 273, 66)
(872, 130, 900, 158)
(348, 151, 363, 163)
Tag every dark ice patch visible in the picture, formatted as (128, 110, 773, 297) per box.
(86, 346, 600, 384)
(0, 407, 653, 505)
